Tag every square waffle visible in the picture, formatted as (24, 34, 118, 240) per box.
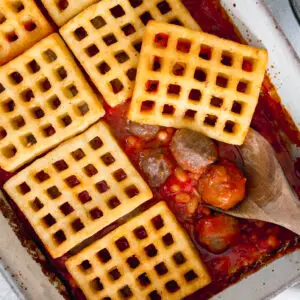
(0, 33, 104, 172)
(40, 0, 98, 26)
(128, 21, 268, 145)
(60, 0, 200, 107)
(0, 0, 53, 65)
(66, 201, 211, 300)
(4, 121, 153, 258)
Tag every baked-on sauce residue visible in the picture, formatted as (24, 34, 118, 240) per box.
(0, 0, 300, 299)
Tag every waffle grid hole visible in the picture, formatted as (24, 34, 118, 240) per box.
(21, 89, 35, 102)
(43, 49, 57, 63)
(108, 196, 121, 209)
(3, 144, 17, 158)
(71, 218, 85, 232)
(145, 80, 159, 93)
(122, 23, 136, 36)
(30, 197, 44, 211)
(9, 71, 23, 85)
(6, 30, 18, 42)
(199, 44, 212, 60)
(216, 74, 228, 88)
(115, 51, 129, 64)
(108, 267, 121, 281)
(169, 18, 183, 26)
(231, 100, 243, 114)
(0, 127, 7, 140)
(11, 1, 25, 12)
(133, 225, 148, 240)
(11, 115, 25, 129)
(110, 5, 125, 18)
(126, 255, 140, 269)
(210, 96, 223, 108)
(53, 229, 66, 245)
(42, 124, 56, 137)
(152, 56, 162, 71)
(140, 100, 155, 113)
(57, 0, 69, 11)
(89, 207, 103, 220)
(154, 33, 169, 48)
(85, 44, 99, 57)
(78, 190, 92, 204)
(97, 248, 112, 263)
(138, 272, 151, 286)
(74, 27, 87, 41)
(119, 285, 133, 298)
(90, 16, 106, 29)
(80, 260, 92, 272)
(90, 277, 104, 291)
(48, 95, 61, 110)
(177, 38, 191, 53)
(21, 133, 37, 148)
(60, 114, 72, 127)
(2, 98, 16, 112)
(126, 68, 136, 81)
(162, 104, 175, 116)
(204, 114, 218, 127)
(167, 84, 181, 97)
(221, 51, 233, 66)
(157, 1, 172, 14)
(188, 89, 201, 102)
(59, 202, 74, 216)
(97, 61, 111, 75)
(0, 12, 6, 24)
(23, 18, 37, 32)
(242, 57, 254, 72)
(27, 59, 40, 73)
(172, 62, 186, 76)
(42, 213, 56, 228)
(47, 185, 61, 199)
(129, 0, 143, 8)
(110, 78, 124, 94)
(194, 68, 207, 82)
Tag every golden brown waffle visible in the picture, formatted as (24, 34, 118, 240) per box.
(0, 0, 53, 65)
(60, 0, 200, 107)
(0, 33, 104, 172)
(4, 121, 153, 258)
(66, 201, 211, 300)
(128, 21, 268, 145)
(40, 0, 98, 26)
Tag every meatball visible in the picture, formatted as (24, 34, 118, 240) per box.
(170, 129, 217, 173)
(128, 121, 160, 141)
(140, 149, 173, 188)
(195, 215, 240, 253)
(198, 160, 246, 210)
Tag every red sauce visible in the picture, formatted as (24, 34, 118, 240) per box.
(1, 0, 300, 299)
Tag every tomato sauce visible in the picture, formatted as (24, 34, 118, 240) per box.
(0, 0, 300, 299)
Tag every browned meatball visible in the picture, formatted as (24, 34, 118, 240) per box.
(196, 215, 240, 253)
(198, 159, 246, 210)
(127, 121, 160, 141)
(140, 149, 173, 188)
(170, 129, 218, 173)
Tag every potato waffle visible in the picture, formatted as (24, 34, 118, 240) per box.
(60, 0, 200, 107)
(4, 121, 153, 258)
(128, 21, 268, 145)
(0, 0, 53, 65)
(0, 33, 104, 172)
(66, 201, 211, 300)
(40, 0, 98, 26)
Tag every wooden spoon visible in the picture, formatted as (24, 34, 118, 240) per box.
(215, 129, 300, 235)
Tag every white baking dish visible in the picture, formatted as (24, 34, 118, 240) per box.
(0, 0, 299, 299)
